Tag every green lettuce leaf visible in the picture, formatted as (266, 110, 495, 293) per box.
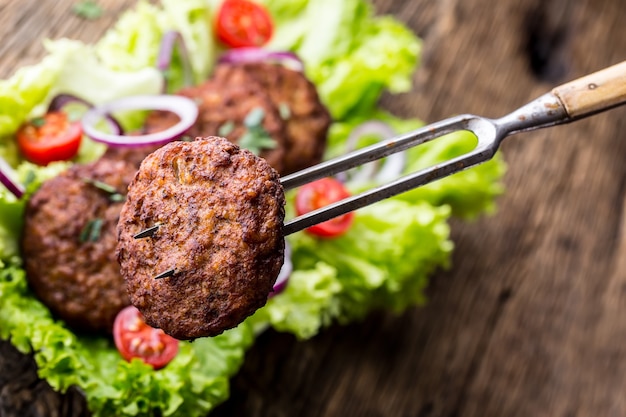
(0, 47, 68, 137)
(0, 161, 70, 261)
(263, 0, 421, 119)
(95, 0, 217, 88)
(0, 39, 162, 138)
(0, 198, 24, 260)
(44, 39, 163, 109)
(248, 262, 342, 339)
(287, 199, 453, 323)
(0, 258, 253, 417)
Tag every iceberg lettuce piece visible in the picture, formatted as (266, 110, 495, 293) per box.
(0, 47, 69, 137)
(0, 38, 162, 139)
(45, 39, 163, 108)
(96, 0, 217, 86)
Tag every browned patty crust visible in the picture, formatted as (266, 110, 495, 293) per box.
(21, 157, 136, 333)
(116, 137, 285, 340)
(143, 62, 331, 175)
(228, 63, 331, 174)
(144, 65, 288, 173)
(101, 144, 164, 169)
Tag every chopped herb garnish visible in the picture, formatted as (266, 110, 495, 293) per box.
(23, 170, 37, 187)
(239, 108, 277, 155)
(72, 0, 104, 20)
(30, 117, 46, 128)
(218, 121, 235, 137)
(82, 177, 118, 194)
(243, 108, 265, 128)
(80, 218, 103, 243)
(108, 193, 126, 203)
(238, 131, 277, 155)
(82, 177, 126, 202)
(278, 102, 291, 120)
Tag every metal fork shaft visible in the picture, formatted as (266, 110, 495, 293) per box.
(280, 93, 570, 236)
(280, 59, 626, 235)
(280, 117, 470, 191)
(279, 91, 567, 195)
(282, 143, 495, 235)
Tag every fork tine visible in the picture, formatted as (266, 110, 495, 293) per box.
(281, 89, 577, 235)
(279, 115, 472, 191)
(281, 115, 498, 236)
(282, 142, 496, 236)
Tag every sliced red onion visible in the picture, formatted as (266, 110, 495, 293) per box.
(0, 157, 24, 199)
(82, 95, 198, 148)
(48, 93, 91, 112)
(270, 240, 292, 297)
(338, 120, 406, 185)
(48, 93, 124, 135)
(218, 48, 304, 72)
(157, 31, 194, 92)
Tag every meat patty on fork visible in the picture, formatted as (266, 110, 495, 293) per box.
(116, 136, 286, 340)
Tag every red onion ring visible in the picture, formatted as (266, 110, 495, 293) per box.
(270, 240, 292, 297)
(0, 157, 24, 199)
(338, 120, 406, 184)
(82, 95, 198, 148)
(157, 31, 194, 92)
(218, 48, 304, 72)
(48, 93, 124, 135)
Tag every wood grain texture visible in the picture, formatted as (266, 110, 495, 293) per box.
(1, 0, 625, 416)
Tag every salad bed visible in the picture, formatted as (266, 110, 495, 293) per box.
(0, 0, 506, 415)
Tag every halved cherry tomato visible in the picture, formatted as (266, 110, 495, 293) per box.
(216, 0, 274, 48)
(16, 111, 82, 166)
(295, 177, 355, 238)
(113, 306, 179, 370)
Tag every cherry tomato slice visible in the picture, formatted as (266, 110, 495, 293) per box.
(113, 306, 179, 370)
(216, 0, 274, 48)
(16, 111, 82, 166)
(295, 177, 355, 238)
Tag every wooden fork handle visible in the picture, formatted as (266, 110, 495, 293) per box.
(553, 60, 626, 119)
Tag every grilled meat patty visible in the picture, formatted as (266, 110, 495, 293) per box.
(144, 65, 288, 173)
(101, 144, 164, 169)
(21, 157, 136, 333)
(225, 62, 331, 174)
(116, 137, 285, 340)
(143, 62, 331, 175)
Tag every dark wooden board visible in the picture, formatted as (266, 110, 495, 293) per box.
(1, 0, 625, 416)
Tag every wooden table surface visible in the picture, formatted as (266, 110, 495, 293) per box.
(1, 0, 625, 416)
